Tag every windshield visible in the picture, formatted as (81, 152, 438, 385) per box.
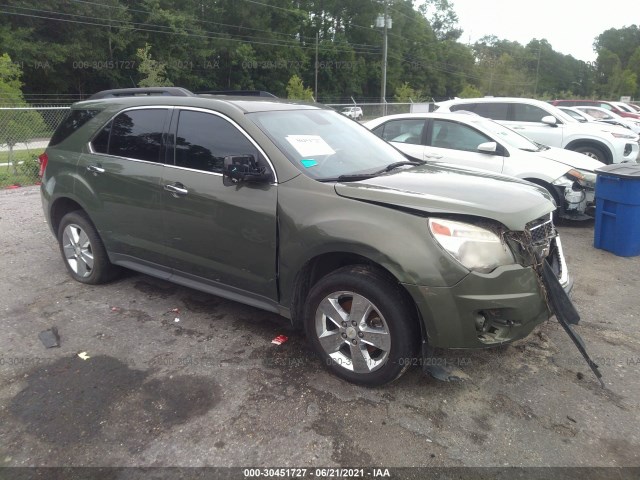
(470, 118, 541, 151)
(248, 109, 409, 180)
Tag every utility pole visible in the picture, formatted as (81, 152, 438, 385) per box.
(381, 0, 388, 113)
(314, 32, 319, 101)
(534, 47, 541, 97)
(376, 1, 391, 115)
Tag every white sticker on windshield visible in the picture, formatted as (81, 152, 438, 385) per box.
(285, 135, 335, 157)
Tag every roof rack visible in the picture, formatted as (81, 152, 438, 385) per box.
(198, 90, 277, 98)
(88, 87, 195, 100)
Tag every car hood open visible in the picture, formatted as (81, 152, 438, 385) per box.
(334, 164, 555, 231)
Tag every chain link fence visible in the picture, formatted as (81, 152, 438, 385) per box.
(0, 106, 70, 188)
(324, 102, 433, 121)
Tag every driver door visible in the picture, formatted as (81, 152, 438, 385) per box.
(161, 108, 278, 300)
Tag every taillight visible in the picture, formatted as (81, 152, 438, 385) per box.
(38, 152, 48, 178)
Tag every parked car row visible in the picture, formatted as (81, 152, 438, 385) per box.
(559, 106, 640, 134)
(40, 88, 571, 386)
(434, 97, 639, 165)
(365, 111, 601, 220)
(550, 99, 640, 120)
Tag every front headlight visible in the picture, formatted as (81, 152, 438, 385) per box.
(609, 131, 638, 140)
(565, 168, 597, 187)
(428, 218, 515, 273)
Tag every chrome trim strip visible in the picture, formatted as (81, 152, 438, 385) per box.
(172, 106, 278, 183)
(85, 105, 279, 183)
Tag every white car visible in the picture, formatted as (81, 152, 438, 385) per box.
(558, 106, 638, 133)
(611, 101, 640, 114)
(571, 106, 640, 134)
(365, 112, 604, 220)
(341, 106, 363, 120)
(435, 97, 639, 164)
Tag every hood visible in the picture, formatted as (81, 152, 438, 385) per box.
(576, 120, 640, 140)
(534, 146, 605, 171)
(334, 164, 555, 231)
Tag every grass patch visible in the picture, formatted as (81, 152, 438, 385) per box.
(0, 150, 40, 188)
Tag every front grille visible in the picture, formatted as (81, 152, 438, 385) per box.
(525, 214, 556, 246)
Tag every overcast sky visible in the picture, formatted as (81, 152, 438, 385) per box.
(451, 0, 633, 62)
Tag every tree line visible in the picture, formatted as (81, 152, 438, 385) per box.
(0, 0, 638, 104)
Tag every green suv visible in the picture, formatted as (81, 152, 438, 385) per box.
(40, 87, 569, 386)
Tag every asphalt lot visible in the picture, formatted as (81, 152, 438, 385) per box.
(0, 185, 639, 468)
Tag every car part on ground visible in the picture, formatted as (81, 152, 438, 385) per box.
(435, 97, 640, 165)
(40, 87, 582, 386)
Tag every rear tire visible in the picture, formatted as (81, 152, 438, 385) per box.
(304, 265, 419, 386)
(57, 210, 120, 284)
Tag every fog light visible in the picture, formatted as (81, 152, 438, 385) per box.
(475, 313, 488, 333)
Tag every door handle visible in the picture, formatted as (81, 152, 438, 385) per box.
(512, 126, 525, 130)
(86, 164, 105, 174)
(164, 183, 188, 196)
(425, 154, 442, 159)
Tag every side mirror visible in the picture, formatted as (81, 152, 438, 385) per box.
(223, 155, 271, 185)
(477, 141, 498, 154)
(541, 115, 558, 127)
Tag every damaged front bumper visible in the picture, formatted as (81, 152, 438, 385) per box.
(552, 173, 596, 219)
(405, 215, 571, 349)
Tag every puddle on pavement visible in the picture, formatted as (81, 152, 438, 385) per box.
(8, 355, 220, 447)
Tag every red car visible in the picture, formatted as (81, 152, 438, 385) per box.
(550, 99, 640, 120)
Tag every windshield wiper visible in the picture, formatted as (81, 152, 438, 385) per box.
(321, 160, 426, 183)
(379, 160, 425, 172)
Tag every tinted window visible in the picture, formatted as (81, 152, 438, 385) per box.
(511, 103, 550, 122)
(96, 109, 166, 162)
(174, 111, 258, 173)
(91, 122, 110, 154)
(49, 109, 100, 146)
(375, 119, 425, 145)
(430, 120, 491, 152)
(473, 103, 509, 121)
(450, 103, 478, 113)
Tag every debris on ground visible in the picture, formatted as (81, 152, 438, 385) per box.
(110, 306, 121, 312)
(271, 334, 288, 345)
(38, 327, 60, 348)
(174, 318, 180, 323)
(77, 352, 91, 360)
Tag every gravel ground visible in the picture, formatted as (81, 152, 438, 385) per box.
(0, 185, 639, 469)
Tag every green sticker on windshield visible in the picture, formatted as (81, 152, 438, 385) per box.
(300, 159, 318, 168)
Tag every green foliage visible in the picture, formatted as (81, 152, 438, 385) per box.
(458, 84, 482, 98)
(136, 43, 173, 87)
(0, 2, 636, 101)
(394, 82, 422, 102)
(286, 75, 314, 100)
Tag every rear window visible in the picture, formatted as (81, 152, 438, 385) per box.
(49, 109, 100, 146)
(91, 109, 168, 163)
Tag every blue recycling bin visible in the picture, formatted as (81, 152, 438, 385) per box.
(594, 163, 640, 257)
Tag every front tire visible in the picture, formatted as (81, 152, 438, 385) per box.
(57, 210, 120, 284)
(572, 145, 608, 164)
(304, 265, 419, 386)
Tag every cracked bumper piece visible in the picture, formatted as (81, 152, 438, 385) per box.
(404, 264, 552, 349)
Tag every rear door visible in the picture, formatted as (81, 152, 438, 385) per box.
(77, 107, 170, 272)
(370, 118, 427, 159)
(161, 108, 278, 300)
(425, 119, 504, 173)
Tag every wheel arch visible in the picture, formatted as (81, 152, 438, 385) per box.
(50, 196, 88, 235)
(288, 251, 422, 333)
(523, 177, 562, 211)
(564, 139, 613, 164)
